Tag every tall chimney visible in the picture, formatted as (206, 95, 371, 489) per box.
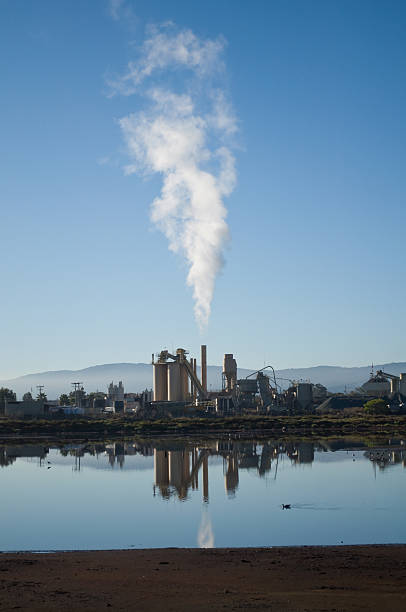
(203, 454, 209, 502)
(201, 345, 207, 394)
(189, 357, 194, 399)
(193, 358, 197, 400)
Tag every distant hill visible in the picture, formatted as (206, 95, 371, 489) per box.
(1, 362, 405, 400)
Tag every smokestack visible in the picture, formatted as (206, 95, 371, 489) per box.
(203, 454, 209, 502)
(193, 358, 197, 400)
(201, 345, 207, 394)
(190, 357, 194, 399)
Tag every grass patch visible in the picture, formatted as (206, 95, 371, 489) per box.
(1, 413, 406, 440)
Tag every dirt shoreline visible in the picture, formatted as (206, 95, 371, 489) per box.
(1, 545, 406, 611)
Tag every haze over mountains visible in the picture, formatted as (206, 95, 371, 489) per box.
(2, 362, 406, 399)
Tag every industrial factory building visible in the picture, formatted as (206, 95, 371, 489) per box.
(4, 399, 47, 418)
(150, 344, 332, 416)
(10, 350, 405, 420)
(152, 346, 207, 403)
(150, 344, 406, 417)
(359, 370, 406, 398)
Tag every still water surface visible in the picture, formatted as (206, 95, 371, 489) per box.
(1, 438, 405, 550)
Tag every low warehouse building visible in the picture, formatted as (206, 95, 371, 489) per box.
(4, 400, 46, 418)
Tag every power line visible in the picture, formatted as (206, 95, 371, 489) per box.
(71, 382, 83, 407)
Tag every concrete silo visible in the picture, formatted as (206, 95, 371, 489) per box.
(296, 383, 313, 412)
(152, 346, 207, 404)
(153, 362, 168, 401)
(167, 361, 184, 402)
(181, 363, 189, 399)
(400, 374, 406, 398)
(223, 354, 237, 393)
(390, 378, 400, 395)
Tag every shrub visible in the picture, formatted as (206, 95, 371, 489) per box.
(364, 399, 390, 415)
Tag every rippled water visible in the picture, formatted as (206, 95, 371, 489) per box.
(1, 437, 405, 550)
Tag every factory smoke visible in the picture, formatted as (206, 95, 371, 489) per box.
(197, 506, 215, 548)
(112, 24, 237, 328)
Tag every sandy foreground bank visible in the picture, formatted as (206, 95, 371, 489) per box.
(1, 546, 405, 611)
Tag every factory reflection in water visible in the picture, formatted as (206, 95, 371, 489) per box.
(152, 440, 406, 501)
(152, 441, 291, 501)
(1, 439, 406, 502)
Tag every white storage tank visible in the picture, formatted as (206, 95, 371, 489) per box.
(181, 364, 189, 399)
(390, 378, 400, 394)
(168, 361, 184, 401)
(153, 362, 168, 401)
(400, 373, 406, 398)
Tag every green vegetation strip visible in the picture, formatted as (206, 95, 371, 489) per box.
(0, 414, 406, 439)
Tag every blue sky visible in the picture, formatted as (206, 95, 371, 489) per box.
(1, 0, 405, 378)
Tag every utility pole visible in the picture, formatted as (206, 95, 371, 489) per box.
(36, 385, 45, 399)
(71, 382, 83, 408)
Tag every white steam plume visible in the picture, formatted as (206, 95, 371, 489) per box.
(108, 0, 124, 21)
(112, 24, 237, 328)
(197, 507, 215, 548)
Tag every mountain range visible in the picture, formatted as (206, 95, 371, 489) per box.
(1, 362, 406, 399)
